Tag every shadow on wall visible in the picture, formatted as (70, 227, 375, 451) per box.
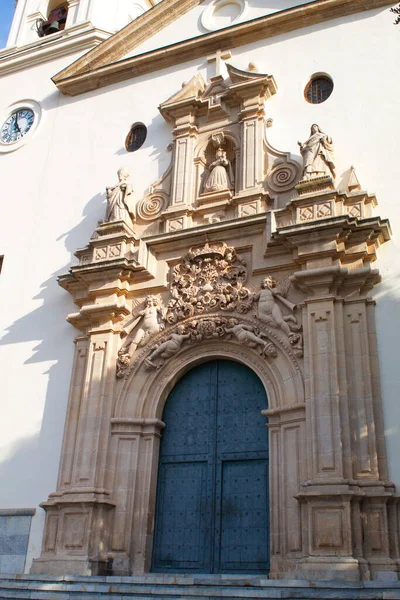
(0, 190, 106, 502)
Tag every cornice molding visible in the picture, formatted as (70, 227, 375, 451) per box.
(0, 23, 111, 77)
(55, 0, 203, 81)
(53, 0, 395, 96)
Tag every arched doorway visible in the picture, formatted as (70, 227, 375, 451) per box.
(151, 359, 269, 574)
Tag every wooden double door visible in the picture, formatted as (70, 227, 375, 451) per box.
(152, 360, 269, 574)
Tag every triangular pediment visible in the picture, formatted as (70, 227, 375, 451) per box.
(53, 0, 395, 96)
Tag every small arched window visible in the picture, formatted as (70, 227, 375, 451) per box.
(125, 123, 147, 152)
(305, 75, 334, 104)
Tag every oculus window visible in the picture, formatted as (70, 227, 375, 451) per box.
(125, 123, 147, 152)
(305, 76, 334, 104)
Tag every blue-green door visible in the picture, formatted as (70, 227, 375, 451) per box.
(151, 360, 269, 574)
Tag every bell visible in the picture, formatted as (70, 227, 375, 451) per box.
(44, 20, 60, 35)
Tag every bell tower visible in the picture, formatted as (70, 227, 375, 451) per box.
(6, 0, 156, 50)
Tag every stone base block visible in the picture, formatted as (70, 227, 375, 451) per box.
(30, 556, 92, 576)
(295, 556, 362, 581)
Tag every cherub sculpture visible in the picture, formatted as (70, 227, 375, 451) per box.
(121, 296, 164, 356)
(254, 276, 299, 337)
(225, 319, 276, 357)
(144, 325, 191, 369)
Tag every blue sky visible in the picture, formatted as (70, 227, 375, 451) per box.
(0, 0, 16, 49)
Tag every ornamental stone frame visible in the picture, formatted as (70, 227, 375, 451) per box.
(31, 66, 400, 582)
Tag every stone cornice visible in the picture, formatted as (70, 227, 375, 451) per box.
(55, 0, 203, 82)
(0, 22, 111, 77)
(53, 0, 395, 96)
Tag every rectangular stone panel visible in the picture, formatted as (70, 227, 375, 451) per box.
(0, 509, 35, 574)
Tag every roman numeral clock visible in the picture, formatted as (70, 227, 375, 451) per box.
(0, 100, 41, 152)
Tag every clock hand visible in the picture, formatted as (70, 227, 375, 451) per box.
(14, 112, 21, 134)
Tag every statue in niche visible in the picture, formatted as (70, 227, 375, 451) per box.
(121, 295, 164, 356)
(203, 147, 234, 193)
(105, 167, 134, 223)
(144, 325, 191, 369)
(254, 276, 299, 337)
(298, 124, 335, 180)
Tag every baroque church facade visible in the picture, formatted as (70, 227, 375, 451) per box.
(1, 0, 400, 586)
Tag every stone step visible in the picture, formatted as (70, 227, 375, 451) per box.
(1, 575, 400, 600)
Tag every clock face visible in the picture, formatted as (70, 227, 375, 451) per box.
(0, 108, 35, 145)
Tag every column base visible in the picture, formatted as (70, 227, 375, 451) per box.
(31, 555, 92, 576)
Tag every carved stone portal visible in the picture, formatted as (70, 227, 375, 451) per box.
(31, 66, 399, 584)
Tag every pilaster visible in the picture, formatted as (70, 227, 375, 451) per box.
(32, 219, 156, 576)
(272, 183, 397, 581)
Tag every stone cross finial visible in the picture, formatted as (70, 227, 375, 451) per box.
(207, 49, 232, 78)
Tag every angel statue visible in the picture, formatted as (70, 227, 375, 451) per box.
(254, 276, 299, 337)
(298, 124, 335, 180)
(105, 166, 134, 223)
(144, 325, 191, 369)
(120, 296, 164, 357)
(204, 147, 234, 193)
(225, 319, 277, 358)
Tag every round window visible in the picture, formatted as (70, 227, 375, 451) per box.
(125, 123, 147, 152)
(305, 75, 334, 104)
(201, 0, 247, 32)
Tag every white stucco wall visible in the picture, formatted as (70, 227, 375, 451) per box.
(126, 0, 316, 58)
(0, 3, 399, 571)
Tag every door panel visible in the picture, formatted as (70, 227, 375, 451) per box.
(218, 459, 269, 572)
(152, 360, 269, 574)
(153, 461, 209, 571)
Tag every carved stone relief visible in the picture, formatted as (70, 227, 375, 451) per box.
(117, 295, 165, 373)
(116, 242, 302, 377)
(142, 315, 278, 371)
(166, 242, 251, 323)
(254, 276, 303, 357)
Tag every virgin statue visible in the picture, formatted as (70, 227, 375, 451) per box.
(105, 167, 134, 223)
(203, 147, 234, 193)
(298, 124, 335, 180)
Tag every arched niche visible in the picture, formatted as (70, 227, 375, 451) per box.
(194, 131, 240, 198)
